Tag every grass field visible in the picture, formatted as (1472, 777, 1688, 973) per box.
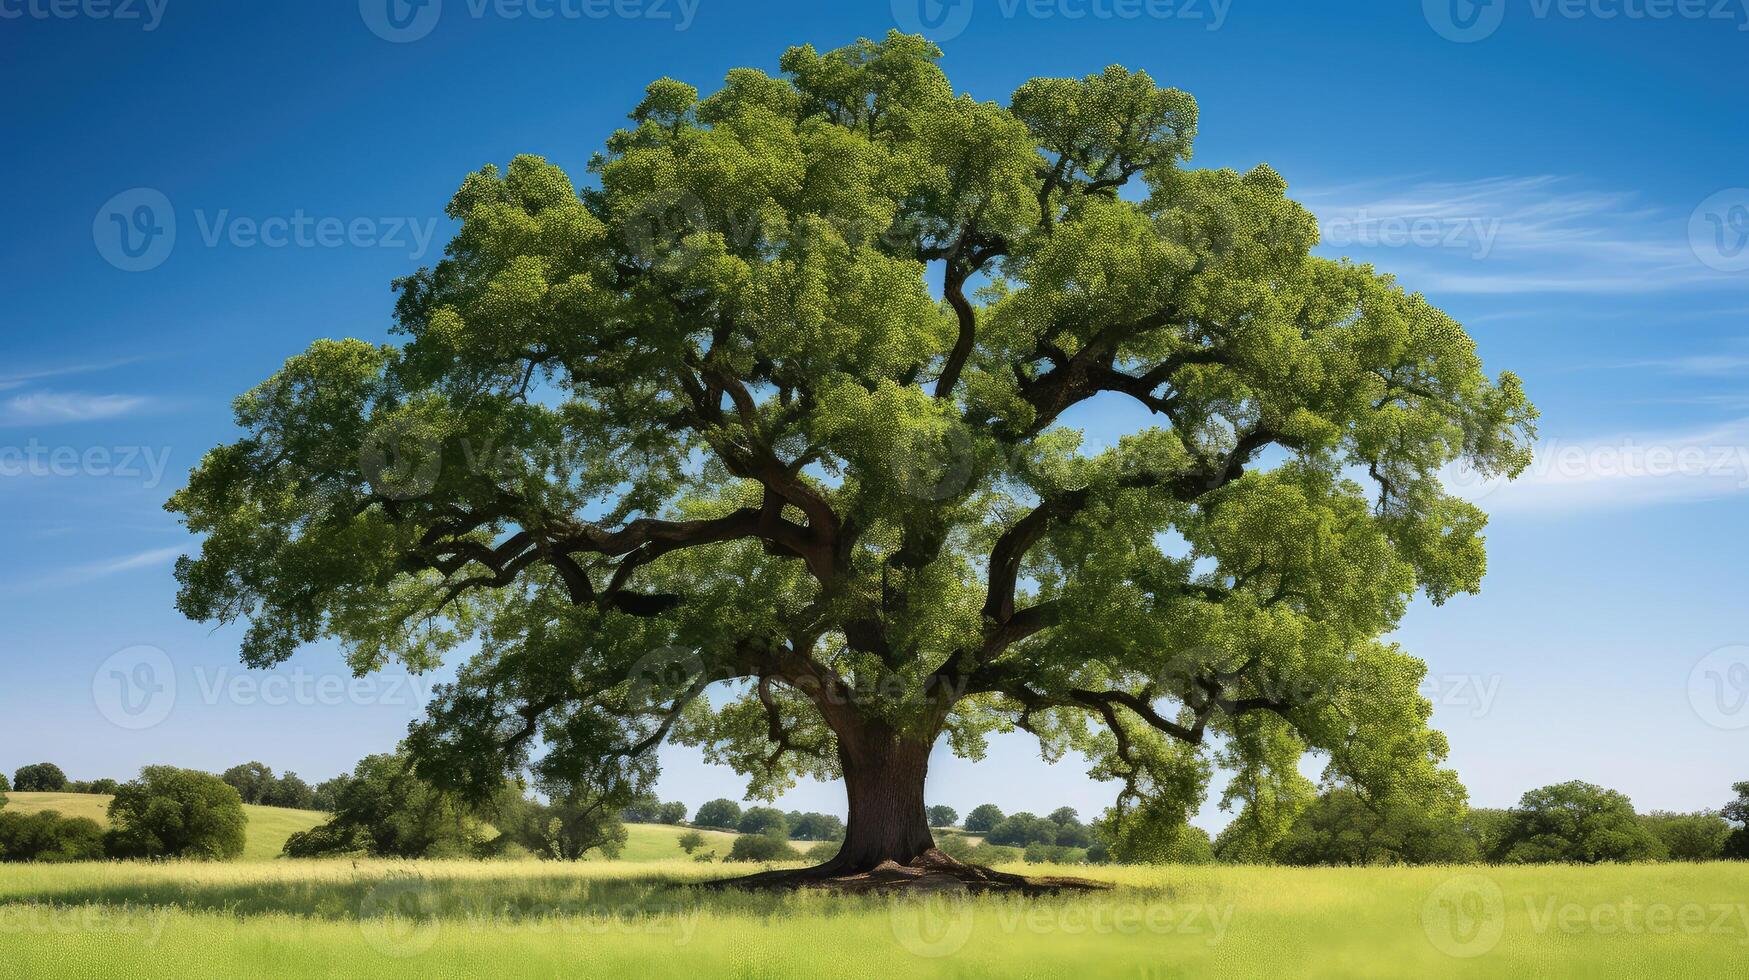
(1, 857, 1745, 977)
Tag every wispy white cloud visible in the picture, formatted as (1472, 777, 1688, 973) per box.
(0, 392, 153, 426)
(1454, 418, 1749, 513)
(28, 546, 183, 590)
(1300, 175, 1744, 295)
(0, 357, 143, 392)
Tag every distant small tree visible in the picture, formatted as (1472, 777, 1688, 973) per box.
(282, 753, 478, 859)
(988, 812, 1059, 847)
(13, 763, 68, 793)
(738, 807, 789, 838)
(1493, 781, 1663, 864)
(927, 805, 958, 828)
(86, 778, 120, 796)
(494, 788, 627, 861)
(694, 799, 742, 830)
(264, 772, 316, 810)
(1639, 811, 1730, 862)
(0, 771, 10, 793)
(1047, 807, 1079, 826)
(656, 801, 689, 825)
(964, 804, 1005, 835)
(727, 833, 799, 863)
(677, 829, 707, 855)
(221, 763, 275, 805)
(106, 766, 247, 861)
(621, 792, 665, 823)
(788, 812, 846, 841)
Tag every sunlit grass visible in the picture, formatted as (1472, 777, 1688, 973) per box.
(2, 858, 1746, 977)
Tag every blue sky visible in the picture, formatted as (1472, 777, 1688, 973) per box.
(2, 0, 1746, 827)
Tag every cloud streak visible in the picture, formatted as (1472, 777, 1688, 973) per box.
(27, 546, 183, 591)
(0, 392, 153, 426)
(1456, 418, 1749, 513)
(1300, 175, 1744, 295)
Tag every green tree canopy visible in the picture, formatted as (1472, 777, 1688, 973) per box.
(1493, 781, 1663, 864)
(169, 33, 1535, 878)
(106, 767, 247, 861)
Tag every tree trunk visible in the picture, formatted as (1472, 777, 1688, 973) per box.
(824, 724, 935, 872)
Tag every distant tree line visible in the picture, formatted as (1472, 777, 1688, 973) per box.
(925, 780, 1749, 867)
(9, 757, 1747, 868)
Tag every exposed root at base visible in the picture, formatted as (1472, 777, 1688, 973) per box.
(699, 848, 1113, 895)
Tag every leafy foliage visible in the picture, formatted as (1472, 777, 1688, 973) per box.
(106, 767, 247, 861)
(727, 833, 800, 863)
(282, 753, 481, 859)
(1638, 811, 1731, 862)
(0, 810, 105, 863)
(13, 764, 67, 793)
(168, 33, 1535, 850)
(964, 804, 1005, 834)
(694, 799, 742, 830)
(927, 805, 958, 828)
(1491, 782, 1664, 865)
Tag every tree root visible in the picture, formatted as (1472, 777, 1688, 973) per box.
(699, 848, 1113, 895)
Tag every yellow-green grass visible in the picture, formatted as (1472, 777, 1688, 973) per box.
(618, 822, 741, 862)
(3, 792, 328, 862)
(2, 859, 1745, 977)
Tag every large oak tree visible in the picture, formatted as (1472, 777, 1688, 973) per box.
(170, 33, 1535, 884)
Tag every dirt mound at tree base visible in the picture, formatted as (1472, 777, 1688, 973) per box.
(702, 848, 1112, 894)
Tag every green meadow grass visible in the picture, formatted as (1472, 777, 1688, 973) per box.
(2, 858, 1745, 977)
(3, 792, 329, 861)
